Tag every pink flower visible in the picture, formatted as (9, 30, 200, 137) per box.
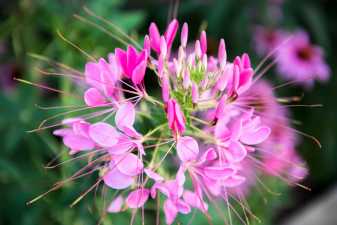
(53, 118, 95, 155)
(276, 30, 330, 87)
(89, 102, 144, 155)
(115, 45, 148, 85)
(151, 172, 190, 225)
(166, 99, 186, 136)
(45, 19, 314, 224)
(107, 195, 124, 213)
(84, 56, 121, 106)
(253, 26, 285, 56)
(126, 188, 150, 208)
(214, 111, 271, 163)
(149, 19, 179, 56)
(103, 152, 143, 189)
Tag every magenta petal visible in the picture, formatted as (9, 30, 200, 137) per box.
(115, 102, 135, 131)
(115, 48, 128, 77)
(89, 122, 119, 147)
(176, 136, 199, 162)
(242, 53, 251, 69)
(63, 135, 95, 152)
(107, 195, 123, 213)
(131, 60, 147, 85)
(203, 166, 235, 180)
(84, 88, 106, 107)
(149, 23, 161, 53)
(114, 153, 143, 176)
(164, 19, 179, 48)
(127, 45, 138, 73)
(240, 126, 271, 145)
(164, 199, 178, 225)
(126, 188, 149, 208)
(103, 168, 134, 189)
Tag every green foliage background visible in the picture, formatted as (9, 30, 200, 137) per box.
(0, 0, 336, 224)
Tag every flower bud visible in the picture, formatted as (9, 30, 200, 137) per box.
(181, 22, 188, 47)
(200, 31, 207, 55)
(218, 39, 227, 69)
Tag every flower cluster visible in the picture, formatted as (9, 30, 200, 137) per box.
(52, 20, 308, 224)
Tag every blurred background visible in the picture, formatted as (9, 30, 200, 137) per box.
(0, 0, 336, 224)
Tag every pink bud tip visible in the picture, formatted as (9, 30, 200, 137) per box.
(195, 40, 202, 59)
(160, 36, 167, 57)
(200, 31, 207, 55)
(143, 35, 151, 55)
(181, 22, 188, 47)
(191, 83, 199, 104)
(218, 39, 227, 69)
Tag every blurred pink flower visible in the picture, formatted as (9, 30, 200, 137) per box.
(276, 30, 330, 87)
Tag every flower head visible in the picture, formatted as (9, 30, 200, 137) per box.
(276, 30, 330, 87)
(38, 19, 313, 225)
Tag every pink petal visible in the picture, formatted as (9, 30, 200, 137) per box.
(89, 122, 119, 147)
(176, 166, 186, 187)
(126, 188, 149, 208)
(84, 62, 102, 90)
(163, 199, 178, 225)
(108, 138, 135, 155)
(53, 128, 73, 137)
(115, 48, 128, 77)
(223, 175, 246, 188)
(176, 136, 199, 162)
(126, 45, 138, 74)
(63, 135, 95, 153)
(149, 23, 161, 53)
(198, 148, 217, 164)
(115, 102, 135, 131)
(131, 60, 147, 85)
(176, 199, 191, 214)
(200, 30, 207, 54)
(218, 39, 227, 68)
(103, 168, 134, 189)
(107, 195, 124, 213)
(144, 168, 164, 181)
(143, 35, 151, 56)
(173, 100, 186, 133)
(242, 53, 251, 69)
(84, 88, 106, 107)
(240, 126, 271, 145)
(151, 182, 170, 199)
(227, 141, 247, 162)
(191, 83, 199, 104)
(180, 22, 188, 47)
(72, 120, 90, 137)
(164, 19, 179, 48)
(183, 191, 208, 212)
(114, 153, 143, 176)
(202, 166, 235, 180)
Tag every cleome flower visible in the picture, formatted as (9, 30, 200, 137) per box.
(33, 19, 314, 225)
